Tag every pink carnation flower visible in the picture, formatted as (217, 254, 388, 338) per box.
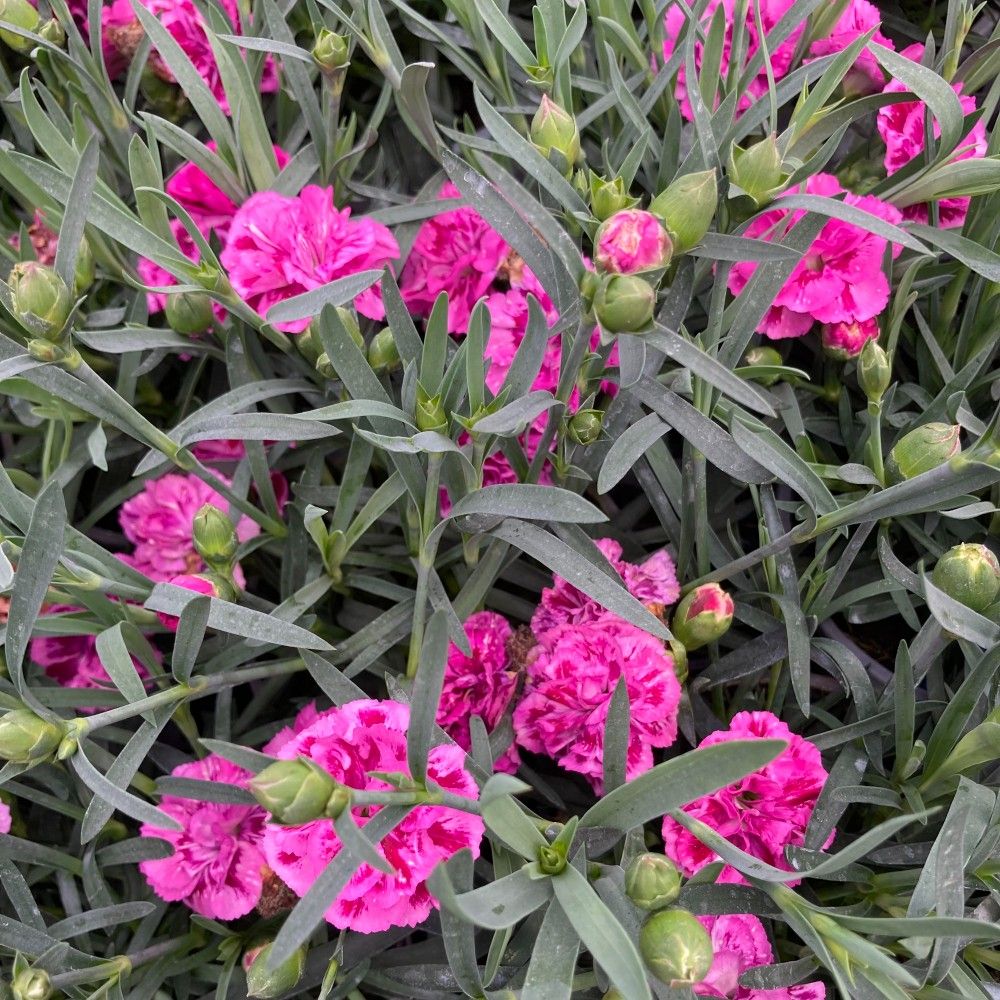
(513, 613, 681, 791)
(221, 186, 399, 333)
(595, 210, 672, 274)
(30, 604, 153, 711)
(438, 612, 519, 771)
(262, 700, 485, 933)
(0, 800, 10, 834)
(156, 574, 219, 632)
(820, 317, 879, 359)
(728, 173, 903, 340)
(9, 210, 58, 265)
(663, 0, 804, 120)
(263, 701, 322, 755)
(190, 439, 247, 464)
(877, 44, 988, 228)
(661, 711, 830, 883)
(532, 538, 680, 634)
(808, 0, 893, 96)
(119, 472, 260, 582)
(140, 755, 267, 920)
(696, 913, 825, 999)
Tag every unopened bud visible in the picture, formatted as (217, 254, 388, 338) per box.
(36, 16, 63, 46)
(595, 210, 672, 275)
(932, 543, 1000, 614)
(368, 327, 400, 372)
(886, 423, 961, 483)
(11, 969, 52, 1000)
(530, 96, 580, 176)
(0, 709, 64, 764)
(415, 383, 447, 433)
(537, 842, 568, 876)
(625, 853, 682, 911)
(567, 409, 603, 446)
(249, 758, 347, 825)
(589, 173, 639, 222)
(245, 942, 306, 999)
(639, 909, 714, 985)
(193, 504, 239, 567)
(312, 28, 349, 73)
(650, 169, 718, 253)
(728, 134, 786, 207)
(165, 291, 214, 335)
(820, 317, 879, 361)
(593, 274, 655, 333)
(672, 583, 734, 650)
(73, 239, 95, 296)
(8, 261, 72, 340)
(741, 345, 783, 387)
(0, 0, 41, 51)
(857, 338, 891, 402)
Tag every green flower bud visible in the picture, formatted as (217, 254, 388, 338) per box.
(332, 307, 364, 350)
(192, 503, 239, 569)
(886, 423, 961, 483)
(932, 543, 1000, 614)
(249, 758, 345, 825)
(165, 291, 214, 336)
(368, 327, 400, 372)
(857, 339, 891, 403)
(314, 352, 336, 380)
(624, 853, 682, 911)
(567, 408, 603, 446)
(296, 325, 323, 365)
(537, 842, 568, 876)
(11, 969, 52, 1000)
(593, 274, 655, 333)
(639, 909, 714, 985)
(589, 172, 639, 222)
(415, 383, 448, 433)
(312, 28, 349, 73)
(741, 346, 783, 387)
(0, 0, 41, 51)
(73, 239, 95, 297)
(668, 638, 688, 685)
(672, 583, 734, 651)
(0, 709, 64, 764)
(245, 942, 306, 999)
(728, 134, 787, 207)
(8, 261, 72, 340)
(37, 17, 64, 46)
(530, 96, 580, 177)
(649, 169, 718, 253)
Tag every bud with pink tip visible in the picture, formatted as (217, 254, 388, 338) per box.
(821, 317, 879, 360)
(595, 209, 673, 274)
(671, 583, 734, 650)
(157, 574, 220, 632)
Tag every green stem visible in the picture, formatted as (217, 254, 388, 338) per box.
(406, 454, 443, 679)
(865, 400, 885, 485)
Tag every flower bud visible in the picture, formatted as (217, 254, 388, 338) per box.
(649, 169, 718, 253)
(192, 504, 239, 568)
(537, 842, 568, 876)
(530, 96, 580, 176)
(249, 758, 345, 825)
(886, 423, 961, 483)
(165, 291, 214, 335)
(639, 909, 714, 985)
(932, 543, 1000, 614)
(11, 969, 51, 1000)
(624, 853, 682, 911)
(595, 210, 672, 275)
(296, 324, 323, 365)
(728, 134, 786, 207)
(157, 574, 220, 632)
(567, 408, 603, 446)
(37, 17, 64, 46)
(593, 274, 655, 333)
(589, 173, 639, 222)
(0, 709, 64, 764)
(857, 338, 891, 402)
(820, 317, 879, 361)
(0, 0, 41, 51)
(8, 261, 72, 340)
(671, 583, 734, 650)
(368, 327, 400, 372)
(415, 383, 448, 433)
(741, 345, 783, 387)
(245, 942, 306, 999)
(73, 239, 95, 296)
(312, 28, 349, 73)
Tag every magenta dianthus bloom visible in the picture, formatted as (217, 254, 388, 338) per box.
(727, 173, 903, 340)
(0, 800, 10, 834)
(821, 317, 880, 359)
(696, 913, 825, 998)
(808, 0, 893, 96)
(438, 612, 519, 771)
(221, 185, 399, 333)
(157, 574, 219, 632)
(140, 755, 267, 920)
(262, 699, 484, 933)
(877, 44, 988, 228)
(263, 701, 322, 755)
(119, 472, 260, 581)
(513, 614, 681, 792)
(595, 210, 672, 274)
(661, 711, 830, 883)
(532, 538, 680, 634)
